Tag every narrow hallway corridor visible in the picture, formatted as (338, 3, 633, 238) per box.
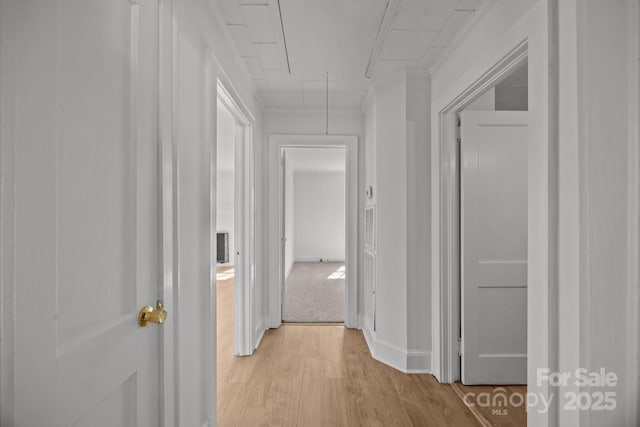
(216, 267, 483, 426)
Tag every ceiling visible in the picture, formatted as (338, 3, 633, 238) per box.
(285, 147, 346, 172)
(216, 0, 484, 111)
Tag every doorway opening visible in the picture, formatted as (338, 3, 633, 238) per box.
(215, 81, 255, 359)
(450, 60, 529, 426)
(280, 147, 347, 324)
(268, 135, 358, 329)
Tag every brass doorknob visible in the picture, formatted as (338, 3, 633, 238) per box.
(138, 301, 168, 327)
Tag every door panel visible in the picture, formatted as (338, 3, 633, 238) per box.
(57, 0, 134, 349)
(7, 0, 162, 425)
(461, 110, 528, 385)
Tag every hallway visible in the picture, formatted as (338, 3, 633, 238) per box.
(2, 0, 638, 425)
(216, 268, 482, 427)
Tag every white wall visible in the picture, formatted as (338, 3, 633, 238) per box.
(406, 73, 431, 363)
(364, 91, 377, 208)
(372, 74, 408, 359)
(557, 1, 639, 426)
(361, 71, 431, 373)
(216, 102, 235, 265)
(173, 0, 265, 424)
(293, 171, 346, 262)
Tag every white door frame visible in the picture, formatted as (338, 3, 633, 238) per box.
(216, 81, 256, 356)
(436, 41, 529, 383)
(158, 0, 177, 423)
(268, 135, 358, 329)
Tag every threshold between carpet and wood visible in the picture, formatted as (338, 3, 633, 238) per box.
(216, 266, 527, 426)
(282, 261, 345, 323)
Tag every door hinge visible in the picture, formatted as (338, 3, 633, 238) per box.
(457, 337, 462, 356)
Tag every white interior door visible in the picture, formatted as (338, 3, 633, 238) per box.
(5, 0, 164, 425)
(461, 110, 528, 385)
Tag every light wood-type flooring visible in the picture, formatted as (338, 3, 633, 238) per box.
(216, 267, 526, 426)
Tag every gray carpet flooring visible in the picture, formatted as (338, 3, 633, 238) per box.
(282, 262, 345, 323)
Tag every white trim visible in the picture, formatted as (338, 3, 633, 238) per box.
(216, 81, 256, 357)
(268, 135, 358, 329)
(362, 326, 431, 374)
(556, 2, 582, 426)
(364, 0, 403, 79)
(159, 0, 178, 425)
(0, 0, 16, 421)
(627, 1, 640, 426)
(253, 317, 265, 351)
(431, 5, 557, 426)
(406, 350, 432, 374)
(202, 51, 216, 427)
(436, 40, 528, 384)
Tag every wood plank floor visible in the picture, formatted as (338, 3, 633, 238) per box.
(216, 267, 523, 426)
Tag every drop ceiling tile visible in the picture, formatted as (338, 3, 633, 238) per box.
(218, 0, 246, 25)
(303, 80, 337, 92)
(255, 42, 285, 69)
(396, 0, 457, 31)
(267, 78, 301, 91)
(299, 72, 338, 83)
(227, 25, 256, 57)
(241, 5, 276, 42)
(456, 0, 484, 11)
(260, 89, 304, 108)
(432, 10, 474, 47)
(333, 90, 368, 110)
(238, 0, 268, 4)
(402, 0, 456, 19)
(243, 57, 265, 79)
(263, 69, 290, 80)
(395, 14, 439, 31)
(302, 80, 336, 108)
(381, 30, 438, 61)
(335, 78, 370, 91)
(302, 89, 335, 109)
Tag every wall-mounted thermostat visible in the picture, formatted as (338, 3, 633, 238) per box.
(365, 185, 373, 199)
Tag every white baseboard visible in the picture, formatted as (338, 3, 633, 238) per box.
(405, 349, 431, 373)
(253, 317, 266, 351)
(361, 322, 431, 374)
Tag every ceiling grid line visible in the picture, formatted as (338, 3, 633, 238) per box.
(276, 0, 291, 74)
(219, 0, 484, 110)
